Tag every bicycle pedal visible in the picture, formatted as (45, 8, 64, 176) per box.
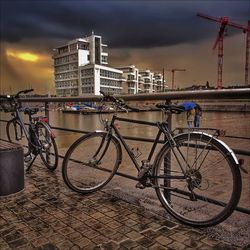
(135, 182, 145, 189)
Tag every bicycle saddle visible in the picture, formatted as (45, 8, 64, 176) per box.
(23, 107, 39, 115)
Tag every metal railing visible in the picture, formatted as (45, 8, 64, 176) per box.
(1, 88, 249, 215)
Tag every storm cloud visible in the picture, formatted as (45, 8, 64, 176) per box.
(1, 0, 249, 49)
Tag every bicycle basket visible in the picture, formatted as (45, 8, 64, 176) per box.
(0, 98, 21, 112)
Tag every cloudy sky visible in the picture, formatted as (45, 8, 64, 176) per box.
(0, 0, 249, 94)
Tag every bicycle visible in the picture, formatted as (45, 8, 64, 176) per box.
(62, 91, 242, 227)
(0, 89, 58, 171)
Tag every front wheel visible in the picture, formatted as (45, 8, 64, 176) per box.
(62, 131, 122, 194)
(6, 118, 30, 156)
(153, 132, 242, 227)
(36, 122, 58, 170)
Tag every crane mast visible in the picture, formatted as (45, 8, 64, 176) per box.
(197, 12, 250, 87)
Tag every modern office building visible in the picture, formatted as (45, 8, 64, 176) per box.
(53, 33, 123, 96)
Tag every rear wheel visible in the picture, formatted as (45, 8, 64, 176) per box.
(36, 122, 58, 170)
(153, 132, 241, 227)
(6, 119, 30, 156)
(62, 131, 122, 194)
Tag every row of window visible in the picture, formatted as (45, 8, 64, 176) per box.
(55, 63, 78, 73)
(55, 80, 78, 88)
(54, 54, 78, 65)
(55, 72, 78, 80)
(81, 68, 94, 77)
(81, 78, 94, 85)
(82, 87, 94, 94)
(100, 78, 122, 87)
(100, 87, 121, 95)
(100, 69, 122, 79)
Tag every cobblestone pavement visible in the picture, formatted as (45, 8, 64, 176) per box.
(0, 162, 247, 250)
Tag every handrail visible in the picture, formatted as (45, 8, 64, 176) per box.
(19, 88, 250, 102)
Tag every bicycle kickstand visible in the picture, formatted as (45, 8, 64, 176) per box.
(26, 154, 38, 172)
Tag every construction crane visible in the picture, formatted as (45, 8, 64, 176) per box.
(197, 12, 250, 88)
(166, 69, 186, 89)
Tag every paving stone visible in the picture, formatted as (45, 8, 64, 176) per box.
(36, 243, 58, 250)
(168, 241, 186, 250)
(101, 240, 120, 250)
(126, 230, 143, 240)
(111, 232, 129, 243)
(120, 239, 138, 249)
(56, 239, 74, 250)
(31, 237, 50, 248)
(155, 235, 173, 246)
(136, 236, 155, 248)
(148, 243, 168, 250)
(74, 235, 91, 247)
(169, 232, 190, 243)
(92, 235, 109, 244)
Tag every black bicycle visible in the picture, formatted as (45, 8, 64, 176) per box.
(0, 89, 58, 171)
(62, 91, 242, 227)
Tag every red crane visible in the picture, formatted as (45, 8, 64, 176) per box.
(197, 12, 250, 88)
(166, 69, 186, 89)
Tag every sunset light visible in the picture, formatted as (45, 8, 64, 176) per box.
(7, 50, 39, 62)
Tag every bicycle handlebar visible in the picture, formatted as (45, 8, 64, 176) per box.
(0, 89, 34, 99)
(100, 91, 139, 112)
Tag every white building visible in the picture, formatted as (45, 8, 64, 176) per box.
(53, 33, 123, 96)
(116, 65, 139, 94)
(153, 73, 164, 92)
(139, 69, 154, 93)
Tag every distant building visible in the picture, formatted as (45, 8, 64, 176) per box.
(153, 73, 164, 92)
(53, 33, 123, 96)
(139, 69, 154, 93)
(116, 65, 139, 94)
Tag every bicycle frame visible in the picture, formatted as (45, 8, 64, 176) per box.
(10, 109, 41, 152)
(12, 109, 31, 142)
(105, 114, 187, 180)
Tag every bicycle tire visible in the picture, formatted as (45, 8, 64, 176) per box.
(62, 131, 122, 194)
(6, 118, 30, 156)
(153, 132, 242, 227)
(36, 122, 58, 170)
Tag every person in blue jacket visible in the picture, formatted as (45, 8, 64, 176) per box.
(178, 101, 202, 127)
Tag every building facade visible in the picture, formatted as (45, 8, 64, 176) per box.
(53, 33, 122, 96)
(116, 65, 139, 94)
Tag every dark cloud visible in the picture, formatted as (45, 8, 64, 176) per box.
(0, 0, 249, 48)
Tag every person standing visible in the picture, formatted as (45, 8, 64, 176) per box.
(194, 104, 202, 127)
(187, 108, 195, 128)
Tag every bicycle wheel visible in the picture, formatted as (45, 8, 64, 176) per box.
(153, 132, 241, 227)
(62, 131, 122, 194)
(6, 118, 30, 156)
(36, 122, 58, 170)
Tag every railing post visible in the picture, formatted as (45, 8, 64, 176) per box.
(45, 101, 49, 123)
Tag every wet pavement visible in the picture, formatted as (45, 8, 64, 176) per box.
(0, 161, 248, 250)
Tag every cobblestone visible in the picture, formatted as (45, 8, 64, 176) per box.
(0, 162, 244, 249)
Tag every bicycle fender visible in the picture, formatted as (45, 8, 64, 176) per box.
(153, 131, 239, 170)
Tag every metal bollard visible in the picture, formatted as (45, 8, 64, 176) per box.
(0, 141, 24, 196)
